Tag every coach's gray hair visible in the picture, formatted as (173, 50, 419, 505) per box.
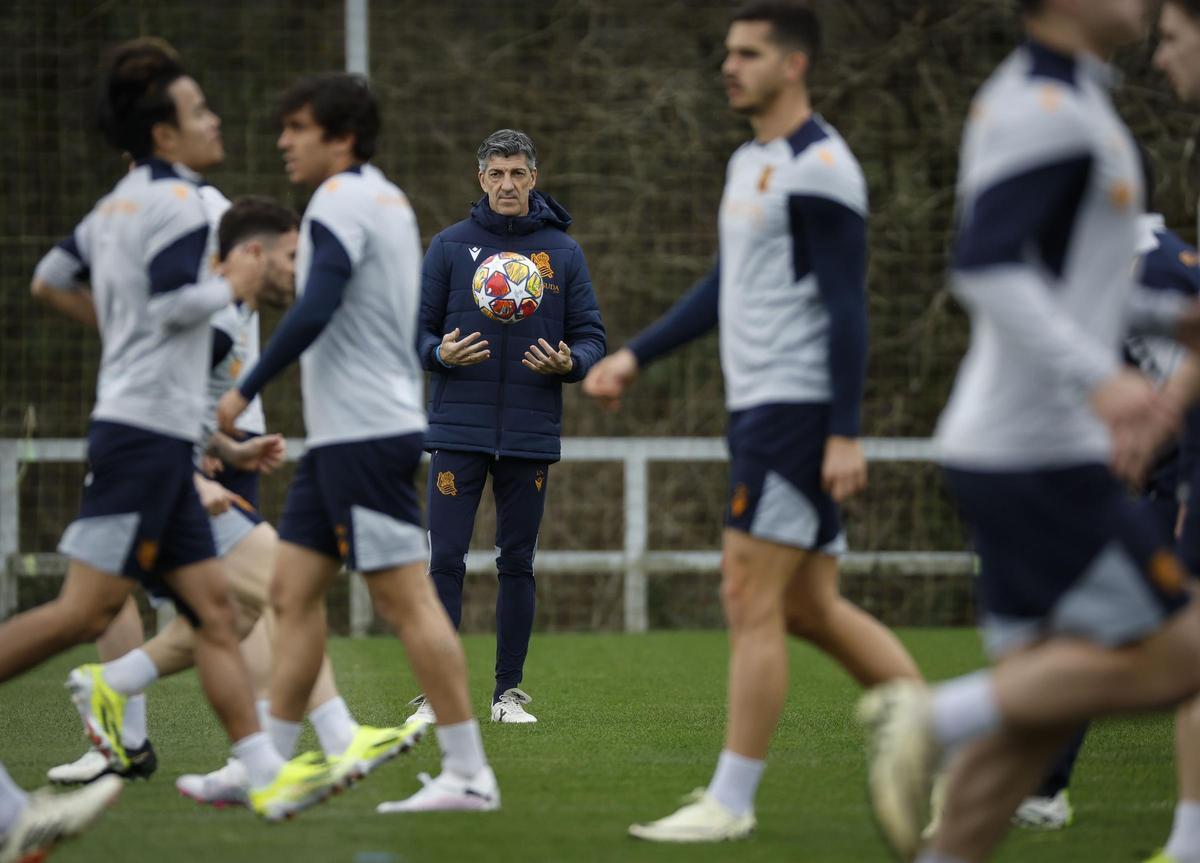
(477, 129, 537, 171)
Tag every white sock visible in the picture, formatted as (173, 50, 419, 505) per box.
(309, 697, 359, 757)
(707, 749, 764, 817)
(435, 719, 487, 779)
(101, 648, 158, 695)
(255, 699, 271, 732)
(231, 732, 285, 789)
(930, 671, 1001, 748)
(266, 715, 302, 759)
(0, 765, 28, 835)
(121, 694, 147, 749)
(916, 853, 969, 863)
(1165, 800, 1200, 861)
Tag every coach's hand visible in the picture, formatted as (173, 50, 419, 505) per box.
(822, 436, 867, 502)
(217, 388, 250, 436)
(524, 339, 573, 375)
(583, 348, 640, 412)
(439, 328, 490, 366)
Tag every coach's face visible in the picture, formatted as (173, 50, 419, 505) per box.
(722, 21, 807, 116)
(1155, 2, 1200, 104)
(480, 154, 537, 217)
(159, 76, 224, 171)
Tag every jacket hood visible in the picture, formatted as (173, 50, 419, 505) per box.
(469, 190, 573, 236)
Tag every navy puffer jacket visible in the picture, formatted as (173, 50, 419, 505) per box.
(418, 191, 606, 461)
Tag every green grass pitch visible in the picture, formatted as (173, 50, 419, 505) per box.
(0, 630, 1177, 862)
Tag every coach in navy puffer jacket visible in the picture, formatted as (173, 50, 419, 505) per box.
(413, 129, 605, 720)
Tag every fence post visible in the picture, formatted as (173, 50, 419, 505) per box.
(623, 445, 648, 633)
(345, 0, 369, 76)
(0, 440, 19, 618)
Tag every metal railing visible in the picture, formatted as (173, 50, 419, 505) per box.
(0, 437, 973, 633)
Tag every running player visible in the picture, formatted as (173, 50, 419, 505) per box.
(583, 0, 921, 842)
(5, 37, 331, 821)
(859, 2, 1200, 860)
(217, 73, 499, 812)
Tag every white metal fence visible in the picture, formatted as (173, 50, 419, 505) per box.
(0, 437, 974, 633)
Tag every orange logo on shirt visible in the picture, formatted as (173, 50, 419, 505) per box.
(531, 252, 554, 279)
(1181, 251, 1199, 269)
(1039, 85, 1063, 113)
(1109, 181, 1133, 211)
(817, 148, 836, 167)
(172, 184, 191, 200)
(757, 166, 774, 193)
(437, 471, 458, 497)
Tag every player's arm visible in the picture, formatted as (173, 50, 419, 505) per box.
(582, 262, 718, 409)
(218, 220, 350, 431)
(143, 192, 247, 329)
(31, 223, 99, 329)
(789, 191, 869, 501)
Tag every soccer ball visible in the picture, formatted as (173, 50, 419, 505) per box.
(471, 252, 544, 324)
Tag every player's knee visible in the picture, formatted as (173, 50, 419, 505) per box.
(785, 599, 835, 641)
(720, 577, 774, 630)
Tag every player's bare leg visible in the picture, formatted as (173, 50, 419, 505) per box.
(98, 597, 144, 660)
(372, 561, 498, 814)
(267, 541, 339, 724)
(784, 552, 920, 686)
(721, 529, 800, 761)
(364, 561, 473, 725)
(863, 604, 1200, 858)
(930, 725, 1078, 862)
(0, 562, 132, 682)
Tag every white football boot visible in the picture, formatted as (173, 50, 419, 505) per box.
(857, 680, 941, 861)
(405, 694, 437, 725)
(376, 766, 500, 813)
(46, 750, 110, 786)
(0, 775, 122, 863)
(628, 789, 755, 842)
(491, 688, 537, 724)
(1013, 790, 1073, 830)
(175, 758, 250, 808)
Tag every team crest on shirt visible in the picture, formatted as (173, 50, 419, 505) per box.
(1182, 251, 1199, 269)
(437, 471, 458, 497)
(757, 166, 774, 193)
(730, 483, 750, 519)
(534, 469, 545, 492)
(136, 540, 159, 572)
(531, 252, 554, 279)
(1109, 181, 1133, 211)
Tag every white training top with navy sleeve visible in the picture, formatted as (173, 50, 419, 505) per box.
(70, 158, 234, 443)
(935, 42, 1143, 470)
(237, 164, 427, 448)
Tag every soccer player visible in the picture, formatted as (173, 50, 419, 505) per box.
(409, 128, 606, 726)
(583, 1, 921, 842)
(1155, 0, 1200, 109)
(857, 2, 1200, 860)
(1012, 151, 1200, 833)
(38, 196, 417, 800)
(217, 73, 499, 812)
(3, 37, 331, 821)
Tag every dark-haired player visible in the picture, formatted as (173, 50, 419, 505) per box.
(219, 73, 499, 812)
(10, 37, 333, 822)
(584, 1, 920, 842)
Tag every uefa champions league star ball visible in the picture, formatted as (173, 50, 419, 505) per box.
(471, 252, 544, 324)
